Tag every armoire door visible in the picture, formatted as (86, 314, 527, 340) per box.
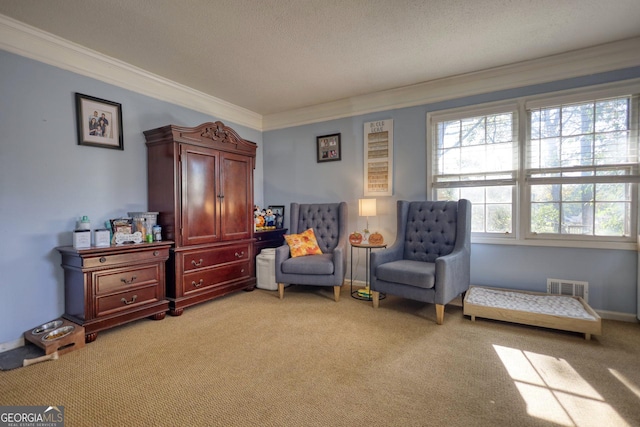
(220, 151, 252, 241)
(181, 145, 220, 246)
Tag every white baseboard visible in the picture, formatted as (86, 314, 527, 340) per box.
(348, 279, 367, 288)
(595, 310, 639, 323)
(0, 337, 24, 353)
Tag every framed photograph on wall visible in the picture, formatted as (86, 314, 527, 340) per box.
(268, 205, 285, 229)
(364, 120, 393, 196)
(316, 133, 341, 162)
(75, 93, 124, 150)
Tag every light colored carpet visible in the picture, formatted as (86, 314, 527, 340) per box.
(2, 285, 640, 427)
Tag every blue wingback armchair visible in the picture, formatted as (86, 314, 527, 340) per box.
(275, 202, 348, 302)
(370, 199, 471, 324)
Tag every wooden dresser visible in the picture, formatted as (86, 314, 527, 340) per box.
(57, 242, 172, 342)
(254, 228, 288, 257)
(144, 121, 257, 316)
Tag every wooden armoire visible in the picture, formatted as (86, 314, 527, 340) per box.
(144, 121, 257, 316)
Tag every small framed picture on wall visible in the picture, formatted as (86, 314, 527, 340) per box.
(75, 93, 124, 150)
(316, 133, 341, 163)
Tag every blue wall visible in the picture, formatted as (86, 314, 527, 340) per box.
(263, 67, 640, 318)
(0, 51, 263, 344)
(1, 47, 639, 345)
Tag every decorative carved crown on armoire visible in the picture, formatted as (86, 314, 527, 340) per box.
(144, 121, 257, 316)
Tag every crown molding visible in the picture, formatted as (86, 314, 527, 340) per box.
(2, 14, 639, 133)
(263, 37, 640, 131)
(0, 14, 263, 131)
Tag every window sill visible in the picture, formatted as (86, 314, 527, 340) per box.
(471, 236, 637, 251)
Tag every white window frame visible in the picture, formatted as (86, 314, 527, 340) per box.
(427, 79, 640, 250)
(427, 101, 519, 239)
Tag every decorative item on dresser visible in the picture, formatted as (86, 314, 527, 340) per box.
(144, 121, 257, 316)
(56, 241, 172, 343)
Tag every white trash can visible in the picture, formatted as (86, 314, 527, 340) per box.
(256, 248, 277, 290)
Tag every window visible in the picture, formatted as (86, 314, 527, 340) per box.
(430, 103, 518, 236)
(527, 96, 638, 240)
(428, 83, 640, 246)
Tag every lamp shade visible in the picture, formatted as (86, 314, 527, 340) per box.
(359, 198, 377, 217)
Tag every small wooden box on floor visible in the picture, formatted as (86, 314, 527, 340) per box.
(464, 286, 601, 340)
(24, 318, 85, 356)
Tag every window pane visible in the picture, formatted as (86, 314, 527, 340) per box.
(460, 144, 486, 173)
(562, 103, 594, 136)
(562, 183, 593, 202)
(561, 135, 594, 166)
(596, 183, 627, 201)
(489, 143, 514, 172)
(486, 186, 511, 203)
(471, 204, 485, 232)
(486, 204, 512, 233)
(461, 117, 485, 146)
(538, 138, 561, 168)
(440, 121, 460, 150)
(595, 98, 628, 133)
(595, 131, 632, 165)
(487, 114, 513, 143)
(437, 188, 459, 200)
(460, 187, 485, 205)
(441, 147, 461, 173)
(468, 186, 512, 233)
(562, 202, 593, 235)
(595, 202, 628, 236)
(531, 202, 560, 233)
(541, 108, 561, 138)
(531, 184, 560, 202)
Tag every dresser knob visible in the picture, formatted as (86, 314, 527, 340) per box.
(121, 276, 137, 284)
(192, 279, 204, 288)
(153, 251, 159, 256)
(235, 251, 245, 258)
(192, 259, 203, 267)
(99, 257, 107, 263)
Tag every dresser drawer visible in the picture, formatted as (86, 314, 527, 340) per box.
(183, 261, 251, 293)
(84, 247, 169, 269)
(95, 285, 160, 317)
(94, 265, 160, 295)
(182, 244, 251, 272)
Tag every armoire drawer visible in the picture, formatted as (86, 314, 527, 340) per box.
(182, 244, 251, 272)
(182, 261, 251, 293)
(95, 285, 160, 317)
(94, 265, 160, 295)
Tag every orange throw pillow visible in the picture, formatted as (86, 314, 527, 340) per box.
(284, 228, 323, 257)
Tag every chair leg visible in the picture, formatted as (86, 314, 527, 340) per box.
(372, 291, 380, 308)
(333, 286, 340, 302)
(278, 283, 285, 300)
(435, 304, 444, 325)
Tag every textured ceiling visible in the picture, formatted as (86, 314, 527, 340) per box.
(1, 0, 640, 116)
